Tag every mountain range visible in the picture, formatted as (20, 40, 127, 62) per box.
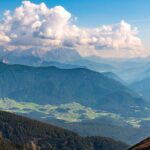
(0, 62, 148, 117)
(0, 62, 150, 145)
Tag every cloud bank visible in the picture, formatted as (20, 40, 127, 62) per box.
(0, 1, 146, 58)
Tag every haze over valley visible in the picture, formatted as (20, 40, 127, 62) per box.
(0, 0, 150, 149)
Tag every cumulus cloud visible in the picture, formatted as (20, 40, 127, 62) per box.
(0, 32, 10, 45)
(0, 1, 146, 58)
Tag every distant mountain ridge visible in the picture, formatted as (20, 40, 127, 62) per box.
(130, 77, 150, 102)
(43, 48, 82, 62)
(103, 72, 125, 84)
(0, 62, 150, 146)
(1, 48, 82, 64)
(0, 62, 148, 117)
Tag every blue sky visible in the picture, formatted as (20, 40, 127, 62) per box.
(0, 0, 150, 56)
(0, 0, 149, 22)
(1, 0, 150, 26)
(1, 0, 150, 45)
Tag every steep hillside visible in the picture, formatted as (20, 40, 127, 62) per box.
(0, 111, 129, 150)
(129, 137, 150, 150)
(0, 62, 148, 117)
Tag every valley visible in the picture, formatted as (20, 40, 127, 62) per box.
(0, 0, 150, 149)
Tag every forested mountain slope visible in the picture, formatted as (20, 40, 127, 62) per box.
(0, 111, 129, 150)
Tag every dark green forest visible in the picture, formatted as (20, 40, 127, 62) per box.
(0, 111, 129, 150)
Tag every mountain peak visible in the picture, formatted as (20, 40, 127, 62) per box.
(44, 48, 82, 63)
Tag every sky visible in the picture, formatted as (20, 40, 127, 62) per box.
(0, 0, 150, 58)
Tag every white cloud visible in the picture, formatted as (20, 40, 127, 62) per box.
(0, 32, 10, 45)
(0, 1, 146, 58)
